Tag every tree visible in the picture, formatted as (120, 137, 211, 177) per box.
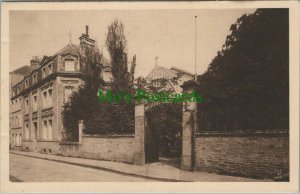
(62, 20, 137, 138)
(62, 46, 114, 140)
(197, 9, 289, 131)
(105, 19, 136, 132)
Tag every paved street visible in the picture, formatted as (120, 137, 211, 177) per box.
(10, 154, 151, 182)
(10, 151, 265, 182)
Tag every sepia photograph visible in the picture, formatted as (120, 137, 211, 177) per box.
(1, 1, 299, 193)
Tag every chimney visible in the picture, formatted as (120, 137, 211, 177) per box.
(79, 25, 95, 48)
(30, 56, 41, 68)
(86, 26, 89, 37)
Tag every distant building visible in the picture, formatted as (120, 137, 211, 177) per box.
(146, 65, 194, 93)
(9, 26, 112, 153)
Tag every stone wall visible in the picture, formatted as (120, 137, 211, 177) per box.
(22, 140, 61, 154)
(195, 131, 289, 180)
(60, 142, 80, 157)
(60, 135, 135, 163)
(80, 135, 135, 163)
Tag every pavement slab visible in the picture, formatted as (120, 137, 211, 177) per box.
(10, 150, 271, 182)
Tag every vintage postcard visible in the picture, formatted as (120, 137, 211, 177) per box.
(0, 1, 299, 193)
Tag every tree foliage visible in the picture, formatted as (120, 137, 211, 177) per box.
(62, 19, 137, 139)
(197, 9, 289, 131)
(105, 19, 136, 132)
(62, 46, 114, 140)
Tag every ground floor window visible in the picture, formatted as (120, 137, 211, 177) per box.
(24, 123, 30, 140)
(42, 119, 53, 140)
(14, 133, 22, 146)
(48, 120, 52, 140)
(33, 122, 38, 139)
(43, 120, 47, 140)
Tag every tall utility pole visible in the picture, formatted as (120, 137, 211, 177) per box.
(192, 15, 198, 172)
(194, 16, 197, 81)
(68, 30, 72, 44)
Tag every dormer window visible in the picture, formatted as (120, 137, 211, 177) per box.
(32, 73, 38, 84)
(48, 63, 53, 74)
(17, 85, 21, 94)
(42, 67, 47, 78)
(25, 79, 29, 88)
(65, 59, 75, 71)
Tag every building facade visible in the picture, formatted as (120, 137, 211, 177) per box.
(146, 65, 194, 93)
(9, 26, 111, 153)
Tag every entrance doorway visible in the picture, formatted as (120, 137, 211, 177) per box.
(144, 103, 182, 168)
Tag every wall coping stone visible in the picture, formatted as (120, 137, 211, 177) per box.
(59, 141, 81, 145)
(82, 134, 135, 138)
(196, 129, 289, 137)
(37, 140, 60, 142)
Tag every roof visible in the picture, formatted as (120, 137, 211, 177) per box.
(55, 43, 111, 67)
(170, 66, 194, 77)
(146, 65, 194, 80)
(11, 43, 111, 82)
(146, 65, 175, 80)
(11, 65, 34, 76)
(55, 43, 81, 57)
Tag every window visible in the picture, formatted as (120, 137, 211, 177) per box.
(15, 134, 18, 146)
(48, 120, 52, 140)
(64, 86, 74, 102)
(19, 134, 22, 146)
(12, 101, 14, 111)
(48, 89, 52, 107)
(25, 99, 29, 114)
(11, 117, 14, 128)
(65, 59, 75, 71)
(16, 134, 18, 146)
(33, 122, 38, 139)
(25, 79, 29, 88)
(43, 91, 47, 108)
(16, 116, 19, 127)
(33, 73, 38, 84)
(17, 85, 21, 94)
(32, 95, 38, 112)
(25, 123, 29, 140)
(48, 64, 53, 74)
(42, 67, 47, 78)
(12, 134, 15, 145)
(18, 115, 22, 127)
(43, 120, 47, 140)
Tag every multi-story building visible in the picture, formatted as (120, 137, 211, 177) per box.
(9, 66, 33, 149)
(9, 26, 111, 154)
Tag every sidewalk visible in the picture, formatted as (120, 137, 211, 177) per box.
(10, 150, 269, 182)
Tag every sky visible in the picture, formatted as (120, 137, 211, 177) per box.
(9, 9, 255, 77)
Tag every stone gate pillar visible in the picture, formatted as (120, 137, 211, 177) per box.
(78, 120, 84, 144)
(134, 99, 146, 165)
(181, 80, 199, 171)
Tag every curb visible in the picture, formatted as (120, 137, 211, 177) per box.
(10, 152, 189, 182)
